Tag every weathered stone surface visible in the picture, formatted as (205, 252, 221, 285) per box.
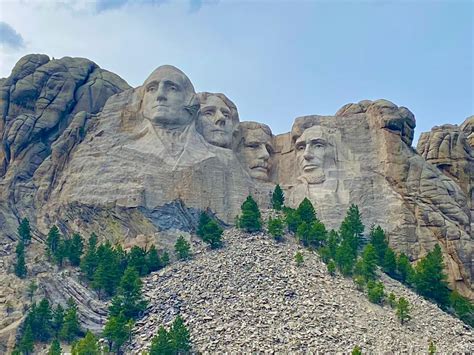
(274, 100, 472, 297)
(0, 54, 130, 239)
(129, 227, 474, 353)
(0, 56, 472, 349)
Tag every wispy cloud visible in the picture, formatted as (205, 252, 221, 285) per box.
(0, 22, 25, 49)
(189, 0, 202, 13)
(96, 0, 129, 12)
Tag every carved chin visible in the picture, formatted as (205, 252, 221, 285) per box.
(206, 134, 231, 148)
(249, 167, 269, 181)
(299, 171, 325, 185)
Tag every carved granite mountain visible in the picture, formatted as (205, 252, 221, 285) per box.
(0, 54, 472, 337)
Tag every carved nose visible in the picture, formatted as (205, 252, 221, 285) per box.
(258, 146, 270, 160)
(303, 146, 314, 160)
(156, 84, 167, 101)
(215, 115, 226, 127)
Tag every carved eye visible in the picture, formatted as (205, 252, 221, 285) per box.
(170, 85, 178, 91)
(204, 111, 214, 116)
(296, 144, 305, 151)
(247, 143, 259, 149)
(147, 86, 157, 92)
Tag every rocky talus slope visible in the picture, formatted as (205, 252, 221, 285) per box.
(130, 229, 473, 353)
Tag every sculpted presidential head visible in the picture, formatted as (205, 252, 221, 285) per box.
(294, 125, 335, 184)
(234, 122, 273, 181)
(197, 92, 239, 148)
(140, 65, 199, 129)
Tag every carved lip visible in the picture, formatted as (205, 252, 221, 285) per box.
(153, 104, 169, 108)
(302, 164, 320, 171)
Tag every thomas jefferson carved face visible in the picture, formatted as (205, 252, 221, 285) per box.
(197, 94, 237, 148)
(235, 123, 273, 181)
(141, 65, 196, 129)
(295, 126, 333, 184)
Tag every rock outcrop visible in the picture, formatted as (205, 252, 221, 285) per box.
(0, 54, 130, 239)
(130, 228, 474, 353)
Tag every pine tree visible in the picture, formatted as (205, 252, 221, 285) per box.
(48, 338, 62, 355)
(414, 244, 450, 305)
(68, 233, 84, 266)
(294, 251, 304, 267)
(175, 236, 191, 260)
(80, 233, 99, 280)
(449, 291, 474, 327)
(109, 266, 148, 320)
(92, 242, 121, 297)
(103, 313, 132, 354)
(327, 230, 340, 260)
(146, 245, 162, 272)
(358, 244, 378, 281)
(268, 217, 284, 242)
(128, 245, 149, 276)
(170, 315, 191, 353)
(72, 331, 100, 355)
(29, 298, 53, 342)
(351, 345, 362, 355)
(388, 292, 397, 308)
(396, 253, 414, 284)
(339, 204, 364, 254)
(369, 225, 388, 265)
(367, 281, 384, 304)
(19, 323, 34, 355)
(60, 298, 81, 343)
(149, 326, 173, 355)
(161, 251, 170, 267)
(14, 241, 27, 278)
(428, 340, 436, 355)
(272, 184, 285, 210)
(197, 213, 223, 249)
(284, 207, 301, 233)
(18, 218, 32, 245)
(27, 280, 37, 302)
(46, 226, 61, 260)
(296, 222, 310, 246)
(383, 248, 397, 277)
(52, 304, 64, 335)
(335, 239, 356, 276)
(396, 297, 411, 324)
(238, 195, 262, 232)
(196, 212, 211, 238)
(296, 198, 316, 225)
(327, 260, 336, 276)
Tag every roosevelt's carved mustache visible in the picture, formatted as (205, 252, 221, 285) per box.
(250, 162, 269, 170)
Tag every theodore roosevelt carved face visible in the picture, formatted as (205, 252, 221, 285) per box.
(235, 122, 273, 181)
(141, 65, 197, 129)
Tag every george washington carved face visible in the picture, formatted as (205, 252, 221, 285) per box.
(141, 65, 197, 129)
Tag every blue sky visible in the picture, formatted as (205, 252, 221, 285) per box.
(0, 0, 472, 144)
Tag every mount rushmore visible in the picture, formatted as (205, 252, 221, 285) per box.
(0, 54, 472, 298)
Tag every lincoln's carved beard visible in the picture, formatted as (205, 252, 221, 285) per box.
(298, 168, 326, 185)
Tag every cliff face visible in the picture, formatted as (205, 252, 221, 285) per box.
(0, 55, 472, 314)
(0, 54, 130, 240)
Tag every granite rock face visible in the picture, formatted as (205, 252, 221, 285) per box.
(0, 54, 130, 238)
(0, 55, 472, 319)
